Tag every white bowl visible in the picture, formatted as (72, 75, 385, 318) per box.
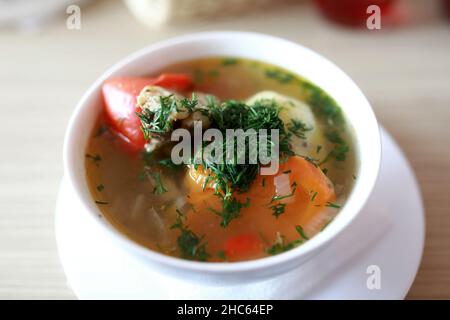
(63, 31, 381, 285)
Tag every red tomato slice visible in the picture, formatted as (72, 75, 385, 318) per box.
(101, 73, 193, 152)
(154, 73, 194, 92)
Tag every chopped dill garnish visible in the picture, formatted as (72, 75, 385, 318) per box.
(266, 232, 303, 255)
(95, 200, 108, 205)
(222, 58, 239, 66)
(170, 209, 209, 261)
(139, 167, 167, 194)
(150, 172, 167, 194)
(141, 151, 183, 172)
(85, 154, 102, 166)
(209, 70, 220, 77)
(320, 219, 334, 231)
(217, 250, 227, 260)
(265, 69, 294, 84)
(295, 225, 309, 240)
(302, 156, 319, 167)
(287, 119, 311, 139)
(198, 98, 294, 227)
(310, 191, 318, 202)
(303, 81, 343, 126)
(137, 94, 179, 140)
(266, 225, 311, 255)
(178, 93, 199, 113)
(96, 184, 104, 192)
(209, 197, 250, 228)
(267, 240, 300, 255)
(316, 145, 322, 154)
(270, 203, 286, 218)
(320, 130, 349, 165)
(325, 202, 341, 209)
(301, 81, 349, 165)
(158, 158, 183, 171)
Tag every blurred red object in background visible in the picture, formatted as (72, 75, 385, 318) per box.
(315, 0, 395, 27)
(444, 0, 450, 18)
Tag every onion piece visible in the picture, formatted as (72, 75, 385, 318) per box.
(147, 207, 168, 243)
(273, 173, 294, 203)
(130, 193, 147, 219)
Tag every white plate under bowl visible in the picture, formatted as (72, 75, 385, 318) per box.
(55, 127, 424, 299)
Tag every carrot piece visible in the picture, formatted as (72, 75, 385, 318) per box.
(223, 234, 264, 261)
(183, 156, 336, 260)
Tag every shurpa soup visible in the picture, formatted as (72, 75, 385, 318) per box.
(85, 57, 357, 262)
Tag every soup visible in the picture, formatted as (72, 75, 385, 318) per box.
(85, 57, 356, 262)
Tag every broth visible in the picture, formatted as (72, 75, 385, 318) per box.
(85, 57, 357, 262)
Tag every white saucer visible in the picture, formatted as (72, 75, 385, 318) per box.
(55, 127, 425, 299)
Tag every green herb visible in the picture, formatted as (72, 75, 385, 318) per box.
(325, 202, 341, 209)
(270, 203, 286, 218)
(217, 250, 227, 260)
(295, 225, 309, 240)
(96, 184, 104, 192)
(137, 93, 297, 228)
(170, 210, 209, 261)
(316, 145, 322, 154)
(267, 240, 301, 255)
(158, 158, 183, 171)
(150, 172, 167, 194)
(320, 130, 349, 164)
(141, 150, 183, 172)
(320, 219, 333, 231)
(266, 225, 313, 255)
(140, 168, 168, 194)
(209, 70, 220, 77)
(178, 93, 199, 113)
(265, 69, 294, 84)
(287, 119, 311, 139)
(303, 81, 343, 126)
(352, 174, 357, 180)
(95, 200, 108, 205)
(137, 94, 179, 140)
(266, 233, 302, 255)
(85, 154, 102, 166)
(222, 58, 239, 66)
(310, 191, 318, 202)
(198, 98, 294, 227)
(302, 156, 319, 167)
(209, 197, 250, 228)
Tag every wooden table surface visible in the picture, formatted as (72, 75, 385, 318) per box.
(0, 0, 449, 299)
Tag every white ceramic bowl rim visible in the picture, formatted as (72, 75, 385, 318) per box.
(63, 31, 381, 275)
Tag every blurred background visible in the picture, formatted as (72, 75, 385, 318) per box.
(0, 0, 449, 299)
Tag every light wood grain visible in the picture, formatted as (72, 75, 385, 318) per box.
(0, 0, 449, 299)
